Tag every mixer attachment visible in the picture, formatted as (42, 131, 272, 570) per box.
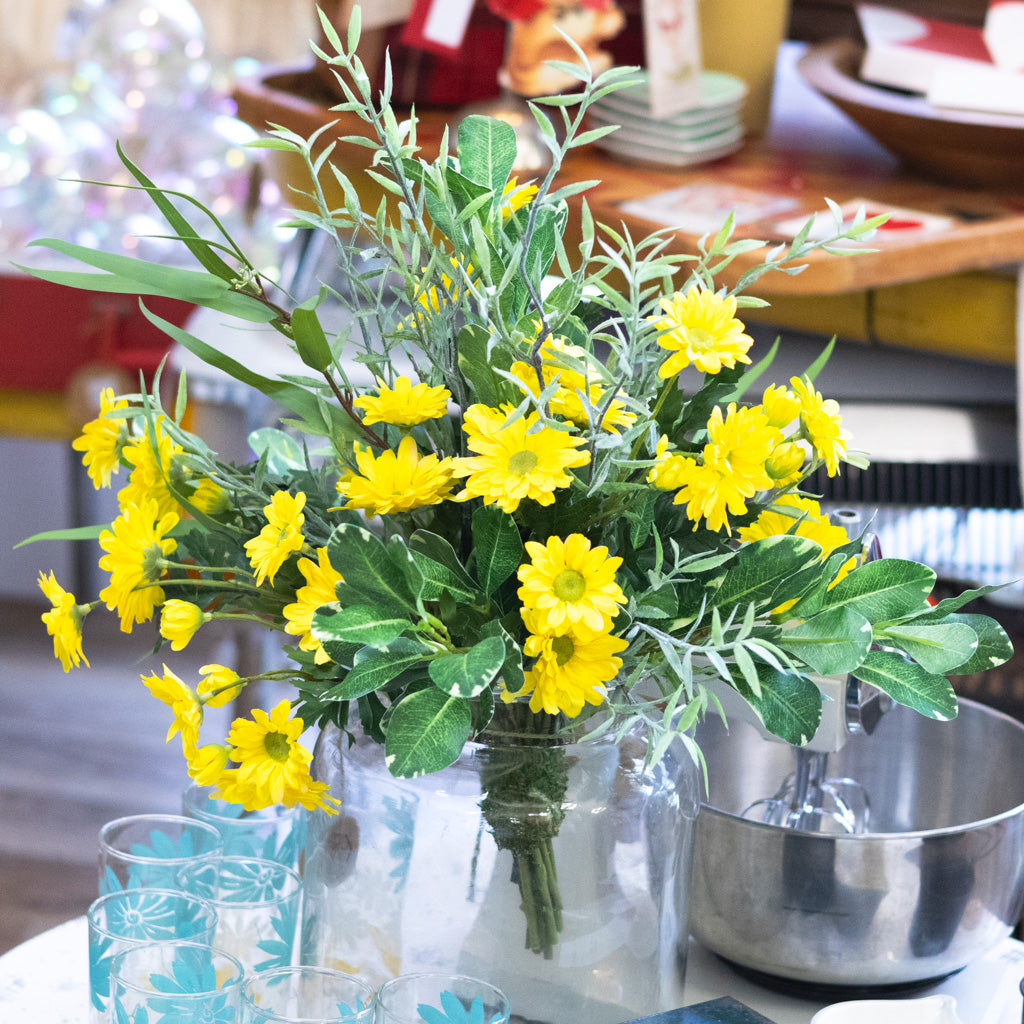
(741, 747, 870, 834)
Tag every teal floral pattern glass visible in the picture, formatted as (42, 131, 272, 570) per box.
(375, 974, 510, 1024)
(110, 940, 244, 1024)
(241, 965, 375, 1023)
(178, 855, 302, 973)
(182, 783, 306, 870)
(98, 813, 224, 894)
(87, 891, 218, 1024)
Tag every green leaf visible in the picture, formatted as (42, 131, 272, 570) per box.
(15, 523, 107, 548)
(384, 688, 473, 778)
(247, 428, 305, 474)
(457, 325, 509, 408)
(324, 639, 430, 700)
(456, 115, 517, 194)
(944, 613, 1013, 674)
(311, 605, 412, 651)
(471, 505, 525, 595)
(141, 307, 346, 431)
(409, 531, 481, 603)
(876, 622, 979, 675)
(328, 524, 418, 616)
(823, 559, 936, 623)
(780, 605, 872, 675)
(291, 302, 333, 372)
(735, 666, 823, 746)
(428, 635, 506, 697)
(712, 535, 823, 611)
(21, 241, 274, 322)
(114, 141, 239, 281)
(852, 650, 958, 721)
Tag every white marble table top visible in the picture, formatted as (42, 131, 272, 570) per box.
(2, 917, 1024, 1024)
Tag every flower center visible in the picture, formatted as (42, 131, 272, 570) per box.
(551, 635, 575, 666)
(508, 449, 538, 476)
(263, 731, 292, 763)
(552, 568, 586, 603)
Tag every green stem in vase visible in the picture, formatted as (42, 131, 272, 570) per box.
(480, 706, 569, 959)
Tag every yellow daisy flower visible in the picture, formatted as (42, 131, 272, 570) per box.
(38, 571, 89, 671)
(335, 436, 455, 516)
(117, 417, 185, 521)
(501, 176, 538, 218)
(159, 599, 207, 651)
(244, 490, 307, 586)
(650, 288, 754, 378)
(761, 384, 801, 428)
(283, 546, 343, 664)
(790, 375, 849, 476)
(224, 699, 337, 812)
(452, 404, 590, 513)
(517, 533, 626, 633)
(190, 477, 230, 515)
(187, 743, 231, 786)
(765, 440, 806, 487)
(520, 611, 627, 717)
(510, 334, 635, 433)
(71, 387, 130, 489)
(404, 256, 473, 326)
(197, 663, 244, 708)
(142, 664, 202, 756)
(353, 375, 452, 427)
(669, 404, 777, 533)
(98, 499, 179, 631)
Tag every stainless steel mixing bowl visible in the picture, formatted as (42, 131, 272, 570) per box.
(690, 698, 1024, 992)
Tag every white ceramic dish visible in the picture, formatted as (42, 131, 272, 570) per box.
(811, 994, 963, 1024)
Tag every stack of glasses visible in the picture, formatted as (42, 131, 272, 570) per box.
(86, 792, 511, 1023)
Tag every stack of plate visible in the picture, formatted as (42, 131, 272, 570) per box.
(587, 70, 748, 168)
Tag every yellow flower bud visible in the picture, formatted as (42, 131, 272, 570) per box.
(761, 384, 801, 428)
(159, 600, 206, 651)
(766, 441, 806, 484)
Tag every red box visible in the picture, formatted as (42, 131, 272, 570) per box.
(0, 272, 195, 392)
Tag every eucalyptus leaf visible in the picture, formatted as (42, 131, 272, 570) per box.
(324, 639, 430, 700)
(779, 606, 872, 675)
(456, 115, 517, 194)
(852, 650, 958, 721)
(944, 613, 1013, 674)
(472, 504, 525, 595)
(736, 667, 823, 746)
(712, 535, 822, 612)
(384, 688, 473, 778)
(311, 605, 412, 651)
(876, 622, 979, 675)
(428, 635, 506, 697)
(823, 558, 935, 623)
(327, 524, 418, 616)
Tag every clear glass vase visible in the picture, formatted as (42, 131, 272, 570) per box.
(300, 709, 699, 1024)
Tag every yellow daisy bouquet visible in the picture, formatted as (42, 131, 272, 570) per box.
(26, 9, 1011, 875)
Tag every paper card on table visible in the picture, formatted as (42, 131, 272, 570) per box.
(620, 183, 800, 234)
(641, 0, 702, 118)
(985, 1, 1024, 72)
(401, 0, 476, 56)
(770, 199, 957, 245)
(620, 995, 779, 1023)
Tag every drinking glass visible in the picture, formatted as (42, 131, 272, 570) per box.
(88, 891, 217, 1024)
(374, 973, 511, 1024)
(109, 940, 244, 1024)
(182, 782, 306, 869)
(98, 812, 224, 893)
(243, 965, 375, 1023)
(178, 854, 302, 973)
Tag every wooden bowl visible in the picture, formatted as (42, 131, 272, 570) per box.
(797, 37, 1024, 190)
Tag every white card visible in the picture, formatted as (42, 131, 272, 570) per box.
(422, 0, 475, 50)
